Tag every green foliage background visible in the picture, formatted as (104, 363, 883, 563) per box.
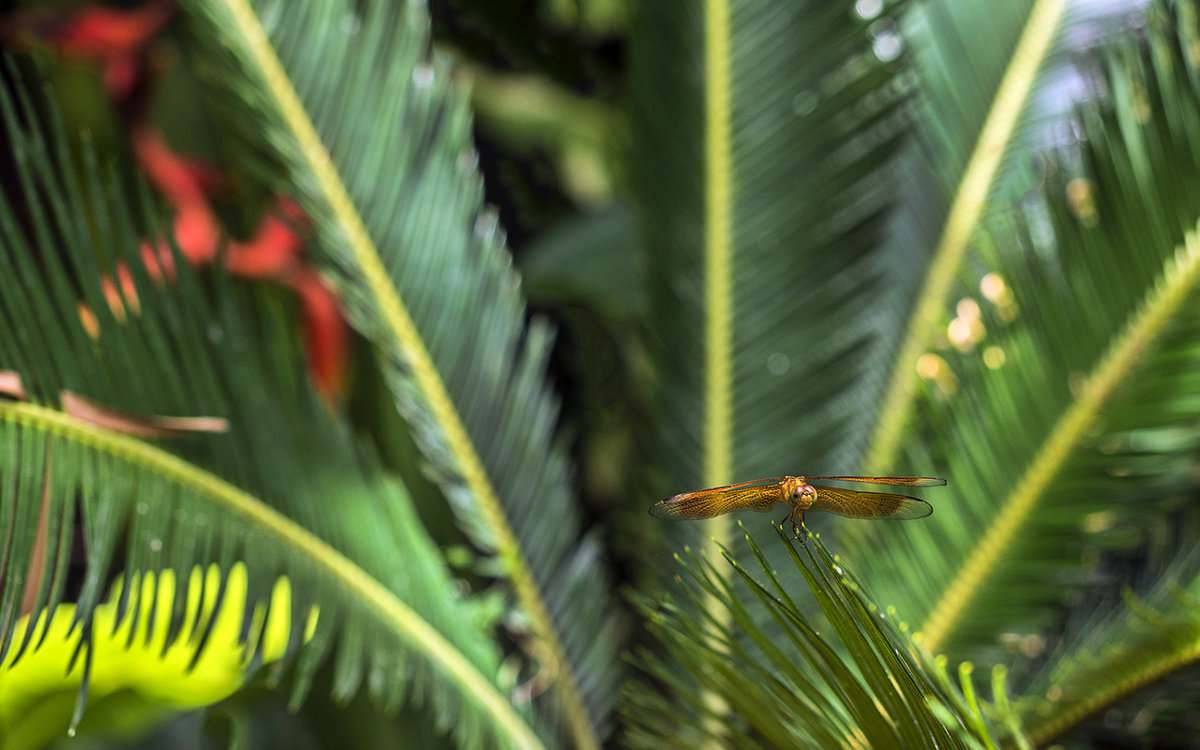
(2, 0, 1200, 748)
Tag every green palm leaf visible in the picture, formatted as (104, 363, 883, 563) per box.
(170, 1, 623, 745)
(1016, 546, 1200, 746)
(626, 528, 1026, 748)
(867, 0, 1067, 468)
(849, 0, 1200, 660)
(10, 0, 1200, 744)
(632, 0, 917, 547)
(626, 0, 948, 736)
(625, 0, 1200, 744)
(0, 63, 538, 749)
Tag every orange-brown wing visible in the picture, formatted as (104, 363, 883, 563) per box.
(649, 479, 788, 520)
(808, 475, 946, 487)
(809, 485, 933, 520)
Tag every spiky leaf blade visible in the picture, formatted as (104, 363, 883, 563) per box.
(172, 1, 624, 744)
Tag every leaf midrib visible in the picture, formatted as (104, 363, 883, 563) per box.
(698, 0, 737, 743)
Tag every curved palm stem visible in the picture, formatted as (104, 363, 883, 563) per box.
(865, 0, 1068, 474)
(210, 1, 597, 746)
(920, 226, 1200, 651)
(0, 399, 543, 750)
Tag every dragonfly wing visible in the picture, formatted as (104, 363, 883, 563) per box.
(650, 482, 787, 520)
(808, 475, 946, 487)
(810, 485, 933, 520)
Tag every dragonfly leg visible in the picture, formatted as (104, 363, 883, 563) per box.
(782, 507, 806, 544)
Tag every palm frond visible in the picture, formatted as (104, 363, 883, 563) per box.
(624, 527, 1027, 749)
(631, 0, 917, 546)
(868, 0, 1138, 471)
(0, 405, 538, 749)
(0, 60, 538, 749)
(850, 0, 1200, 659)
(1016, 544, 1200, 746)
(628, 3, 927, 737)
(171, 1, 623, 745)
(627, 4, 925, 736)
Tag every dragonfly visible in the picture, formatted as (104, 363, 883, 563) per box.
(649, 475, 945, 536)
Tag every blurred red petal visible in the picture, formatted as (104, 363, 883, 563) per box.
(54, 0, 172, 59)
(289, 270, 349, 400)
(101, 56, 141, 99)
(225, 211, 306, 278)
(171, 203, 220, 265)
(132, 127, 208, 205)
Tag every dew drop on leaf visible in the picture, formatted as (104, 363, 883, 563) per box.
(413, 63, 434, 88)
(854, 0, 883, 20)
(872, 30, 903, 62)
(474, 212, 499, 240)
(767, 352, 789, 375)
(458, 149, 480, 174)
(791, 90, 818, 116)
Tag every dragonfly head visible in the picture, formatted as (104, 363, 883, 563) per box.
(787, 477, 816, 510)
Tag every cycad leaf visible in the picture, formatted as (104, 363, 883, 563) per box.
(869, 0, 1079, 470)
(625, 528, 1025, 749)
(851, 0, 1200, 659)
(1016, 548, 1200, 746)
(0, 61, 539, 750)
(172, 0, 622, 745)
(628, 4, 931, 736)
(632, 0, 917, 548)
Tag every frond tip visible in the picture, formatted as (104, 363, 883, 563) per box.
(0, 565, 297, 744)
(625, 526, 1023, 749)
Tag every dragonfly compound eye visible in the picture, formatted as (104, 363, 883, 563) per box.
(792, 483, 815, 500)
